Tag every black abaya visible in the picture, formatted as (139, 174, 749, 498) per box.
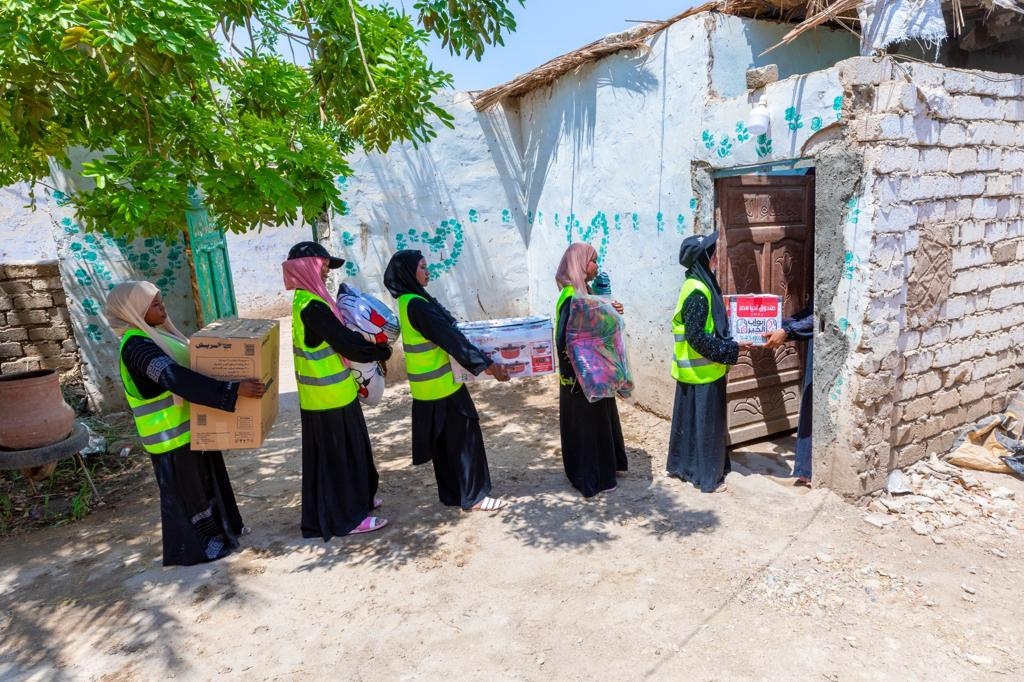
(300, 403, 380, 540)
(666, 289, 739, 492)
(412, 385, 492, 508)
(666, 377, 730, 492)
(406, 297, 495, 509)
(297, 300, 391, 540)
(121, 336, 245, 566)
(556, 296, 627, 497)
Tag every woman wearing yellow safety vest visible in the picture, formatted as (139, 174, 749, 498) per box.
(284, 242, 393, 539)
(106, 281, 266, 566)
(554, 243, 627, 497)
(384, 250, 511, 513)
(667, 232, 750, 493)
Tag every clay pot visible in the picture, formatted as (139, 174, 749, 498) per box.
(0, 369, 75, 450)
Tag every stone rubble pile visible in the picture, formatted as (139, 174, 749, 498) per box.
(861, 454, 1019, 551)
(741, 554, 922, 617)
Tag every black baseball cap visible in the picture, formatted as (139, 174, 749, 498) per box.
(287, 241, 345, 268)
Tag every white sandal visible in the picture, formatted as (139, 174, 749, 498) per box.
(467, 496, 507, 512)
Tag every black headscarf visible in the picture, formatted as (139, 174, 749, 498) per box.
(678, 231, 729, 340)
(383, 249, 456, 324)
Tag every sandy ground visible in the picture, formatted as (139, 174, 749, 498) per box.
(2, 316, 1022, 681)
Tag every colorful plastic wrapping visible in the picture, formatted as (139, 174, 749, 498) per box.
(565, 296, 633, 403)
(337, 284, 400, 406)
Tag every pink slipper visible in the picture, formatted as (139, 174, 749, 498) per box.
(348, 516, 388, 535)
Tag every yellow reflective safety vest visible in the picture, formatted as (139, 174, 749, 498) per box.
(671, 278, 729, 384)
(119, 328, 192, 454)
(397, 293, 461, 401)
(555, 285, 575, 386)
(292, 289, 359, 411)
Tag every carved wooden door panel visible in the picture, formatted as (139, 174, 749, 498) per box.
(715, 175, 814, 445)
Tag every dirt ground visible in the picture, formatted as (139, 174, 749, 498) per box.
(1, 316, 1022, 681)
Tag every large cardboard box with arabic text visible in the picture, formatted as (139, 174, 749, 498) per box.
(189, 318, 279, 450)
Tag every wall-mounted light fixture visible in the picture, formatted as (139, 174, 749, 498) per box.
(747, 96, 770, 137)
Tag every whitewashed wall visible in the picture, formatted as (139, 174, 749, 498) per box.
(326, 91, 531, 321)
(226, 223, 312, 317)
(0, 184, 58, 263)
(517, 15, 857, 415)
(1, 169, 198, 411)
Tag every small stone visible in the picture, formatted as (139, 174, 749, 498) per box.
(868, 499, 888, 514)
(879, 497, 905, 513)
(816, 552, 834, 563)
(931, 535, 945, 545)
(864, 513, 894, 528)
(746, 64, 779, 89)
(536, 657, 544, 666)
(964, 653, 993, 667)
(991, 487, 1014, 500)
(924, 597, 936, 607)
(992, 499, 1018, 515)
(911, 521, 931, 536)
(990, 548, 1007, 558)
(961, 584, 976, 595)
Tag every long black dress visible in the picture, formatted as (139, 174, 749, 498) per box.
(666, 291, 740, 492)
(298, 300, 391, 541)
(121, 336, 245, 566)
(406, 298, 494, 509)
(556, 295, 627, 497)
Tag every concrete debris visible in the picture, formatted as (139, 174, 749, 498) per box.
(864, 513, 894, 528)
(964, 653, 994, 667)
(740, 557, 920, 617)
(886, 469, 912, 495)
(861, 455, 1019, 545)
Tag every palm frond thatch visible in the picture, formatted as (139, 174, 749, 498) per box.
(472, 0, 1024, 110)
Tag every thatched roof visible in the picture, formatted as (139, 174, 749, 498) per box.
(472, 0, 1024, 111)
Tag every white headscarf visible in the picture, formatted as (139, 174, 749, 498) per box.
(105, 281, 190, 365)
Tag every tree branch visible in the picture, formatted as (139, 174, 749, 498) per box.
(347, 0, 376, 92)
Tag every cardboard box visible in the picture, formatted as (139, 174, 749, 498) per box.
(189, 318, 280, 450)
(726, 294, 782, 345)
(451, 315, 555, 382)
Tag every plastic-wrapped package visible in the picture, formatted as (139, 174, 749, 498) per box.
(336, 284, 400, 406)
(565, 296, 633, 403)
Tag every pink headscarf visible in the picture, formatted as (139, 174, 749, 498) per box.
(555, 243, 597, 294)
(282, 256, 344, 321)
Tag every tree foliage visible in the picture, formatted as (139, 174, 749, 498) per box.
(0, 0, 523, 238)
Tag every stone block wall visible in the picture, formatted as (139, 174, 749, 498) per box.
(0, 261, 82, 378)
(823, 57, 1024, 494)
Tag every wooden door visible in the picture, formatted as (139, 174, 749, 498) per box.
(185, 191, 237, 326)
(715, 174, 814, 445)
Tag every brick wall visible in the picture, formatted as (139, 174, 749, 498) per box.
(826, 57, 1024, 494)
(0, 262, 82, 379)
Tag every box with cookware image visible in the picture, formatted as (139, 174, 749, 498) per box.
(189, 318, 280, 450)
(451, 316, 555, 382)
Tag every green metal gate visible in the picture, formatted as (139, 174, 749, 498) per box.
(185, 191, 237, 326)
